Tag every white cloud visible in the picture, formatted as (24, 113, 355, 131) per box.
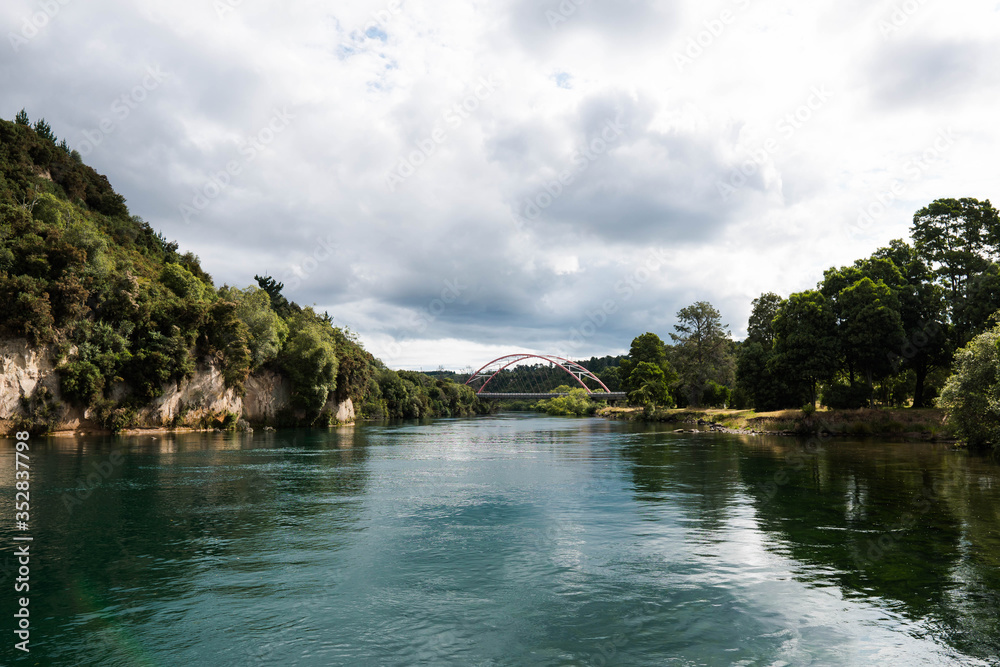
(3, 0, 999, 369)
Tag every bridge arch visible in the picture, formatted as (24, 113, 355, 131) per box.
(464, 354, 612, 395)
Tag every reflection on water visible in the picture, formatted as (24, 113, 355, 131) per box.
(1, 417, 999, 665)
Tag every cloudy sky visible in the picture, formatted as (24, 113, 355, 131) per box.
(3, 0, 999, 370)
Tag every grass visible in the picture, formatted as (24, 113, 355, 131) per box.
(598, 406, 955, 440)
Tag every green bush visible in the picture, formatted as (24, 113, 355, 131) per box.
(280, 313, 339, 416)
(161, 262, 208, 300)
(938, 326, 1000, 448)
(13, 387, 60, 436)
(535, 386, 599, 416)
(58, 360, 104, 405)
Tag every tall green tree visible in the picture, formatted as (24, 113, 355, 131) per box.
(836, 277, 905, 406)
(872, 240, 950, 407)
(772, 291, 839, 406)
(280, 311, 339, 417)
(670, 301, 734, 407)
(254, 274, 297, 318)
(32, 118, 55, 143)
(912, 197, 1000, 344)
(220, 285, 289, 370)
(619, 332, 677, 397)
(626, 362, 674, 409)
(746, 292, 783, 348)
(736, 292, 804, 410)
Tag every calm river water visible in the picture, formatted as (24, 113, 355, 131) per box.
(2, 414, 1000, 666)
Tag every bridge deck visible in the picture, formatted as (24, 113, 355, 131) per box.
(476, 392, 628, 401)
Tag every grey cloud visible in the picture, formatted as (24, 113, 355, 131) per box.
(505, 0, 680, 53)
(866, 39, 993, 108)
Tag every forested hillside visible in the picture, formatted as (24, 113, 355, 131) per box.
(0, 113, 490, 432)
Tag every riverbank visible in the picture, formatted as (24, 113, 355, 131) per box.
(598, 406, 956, 440)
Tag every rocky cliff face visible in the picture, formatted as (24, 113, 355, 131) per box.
(0, 338, 355, 433)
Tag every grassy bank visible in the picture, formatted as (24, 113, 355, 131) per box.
(598, 406, 956, 440)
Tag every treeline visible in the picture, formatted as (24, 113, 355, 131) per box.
(0, 113, 489, 432)
(736, 198, 999, 412)
(614, 197, 1000, 444)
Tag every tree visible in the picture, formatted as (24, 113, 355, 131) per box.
(836, 277, 905, 406)
(619, 332, 677, 397)
(938, 323, 1000, 448)
(15, 109, 29, 126)
(255, 274, 296, 318)
(872, 240, 950, 407)
(598, 365, 622, 392)
(280, 312, 339, 416)
(736, 338, 808, 412)
(736, 293, 805, 410)
(221, 286, 288, 370)
(772, 291, 839, 406)
(626, 362, 674, 409)
(746, 292, 784, 348)
(32, 118, 55, 143)
(670, 301, 734, 406)
(912, 198, 1000, 344)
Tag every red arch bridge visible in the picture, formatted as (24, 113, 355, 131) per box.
(464, 354, 627, 402)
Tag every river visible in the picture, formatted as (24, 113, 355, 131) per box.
(2, 414, 999, 665)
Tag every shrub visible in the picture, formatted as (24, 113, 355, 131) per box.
(161, 262, 208, 300)
(938, 326, 1000, 448)
(13, 387, 60, 436)
(535, 387, 599, 416)
(58, 360, 104, 405)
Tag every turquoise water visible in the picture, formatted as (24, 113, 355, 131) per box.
(2, 414, 1000, 665)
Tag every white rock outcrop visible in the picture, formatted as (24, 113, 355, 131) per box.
(0, 338, 355, 433)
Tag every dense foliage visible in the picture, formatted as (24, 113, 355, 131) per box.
(613, 200, 1000, 441)
(730, 199, 999, 419)
(534, 385, 604, 416)
(0, 113, 487, 431)
(938, 323, 1000, 448)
